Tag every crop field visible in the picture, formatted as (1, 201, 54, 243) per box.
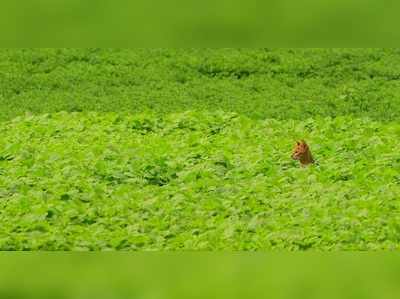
(0, 49, 400, 250)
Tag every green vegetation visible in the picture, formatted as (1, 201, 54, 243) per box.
(0, 48, 400, 250)
(1, 48, 400, 122)
(1, 111, 400, 250)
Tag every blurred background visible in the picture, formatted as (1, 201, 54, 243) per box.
(0, 254, 399, 299)
(0, 0, 398, 46)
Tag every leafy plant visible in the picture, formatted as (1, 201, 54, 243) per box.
(1, 48, 400, 122)
(0, 111, 399, 250)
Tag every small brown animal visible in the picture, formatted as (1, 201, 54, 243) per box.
(291, 140, 315, 167)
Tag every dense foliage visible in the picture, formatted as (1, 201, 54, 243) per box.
(1, 111, 400, 250)
(1, 48, 400, 122)
(1, 48, 400, 250)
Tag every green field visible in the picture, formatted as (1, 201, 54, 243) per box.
(1, 48, 400, 122)
(1, 49, 400, 250)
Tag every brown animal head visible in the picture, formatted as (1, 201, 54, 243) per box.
(291, 140, 314, 166)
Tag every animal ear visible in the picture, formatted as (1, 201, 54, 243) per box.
(296, 141, 300, 145)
